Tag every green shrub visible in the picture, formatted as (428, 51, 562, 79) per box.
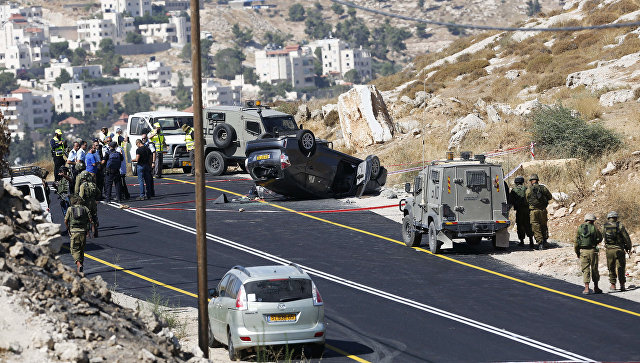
(530, 104, 622, 159)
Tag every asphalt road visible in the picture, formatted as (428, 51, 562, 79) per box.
(51, 173, 640, 362)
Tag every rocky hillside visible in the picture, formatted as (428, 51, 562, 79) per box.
(0, 180, 202, 362)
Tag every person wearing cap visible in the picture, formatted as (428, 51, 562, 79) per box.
(575, 213, 603, 295)
(509, 175, 534, 248)
(99, 127, 113, 146)
(50, 129, 67, 181)
(182, 124, 195, 176)
(148, 122, 165, 178)
(603, 211, 632, 292)
(103, 141, 123, 203)
(525, 173, 553, 250)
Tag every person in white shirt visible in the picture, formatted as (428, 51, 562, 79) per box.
(66, 141, 80, 191)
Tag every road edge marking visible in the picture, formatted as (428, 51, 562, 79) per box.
(164, 176, 640, 318)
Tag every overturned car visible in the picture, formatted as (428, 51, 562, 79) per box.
(245, 129, 387, 199)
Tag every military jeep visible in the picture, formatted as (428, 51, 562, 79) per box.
(400, 152, 511, 253)
(202, 102, 300, 175)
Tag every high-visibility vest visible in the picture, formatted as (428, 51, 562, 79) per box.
(52, 135, 65, 156)
(150, 123, 165, 152)
(184, 126, 194, 151)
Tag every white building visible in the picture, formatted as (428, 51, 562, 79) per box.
(77, 12, 135, 51)
(53, 82, 113, 115)
(0, 3, 42, 22)
(309, 38, 372, 80)
(0, 20, 50, 70)
(139, 12, 190, 46)
(152, 0, 203, 11)
(0, 88, 52, 132)
(202, 79, 241, 107)
(255, 45, 315, 89)
(101, 0, 151, 17)
(44, 59, 103, 83)
(119, 59, 172, 88)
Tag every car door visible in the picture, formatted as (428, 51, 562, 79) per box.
(210, 274, 230, 340)
(220, 276, 240, 334)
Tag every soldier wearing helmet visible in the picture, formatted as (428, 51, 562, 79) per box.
(575, 213, 603, 294)
(509, 175, 534, 248)
(525, 173, 553, 250)
(603, 211, 632, 292)
(50, 128, 67, 181)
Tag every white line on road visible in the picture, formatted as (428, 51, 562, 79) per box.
(111, 202, 592, 362)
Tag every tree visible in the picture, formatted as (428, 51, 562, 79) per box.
(304, 7, 331, 39)
(8, 127, 35, 165)
(213, 48, 245, 80)
(263, 31, 291, 47)
(418, 0, 424, 8)
(343, 69, 361, 84)
(0, 73, 18, 94)
(175, 72, 191, 108)
(242, 67, 259, 85)
(123, 91, 151, 114)
(50, 41, 72, 60)
(180, 39, 214, 76)
(526, 0, 542, 16)
(126, 32, 144, 44)
(258, 81, 291, 100)
(416, 23, 426, 38)
(54, 69, 72, 88)
(71, 48, 87, 66)
(331, 2, 344, 15)
(133, 13, 169, 26)
(313, 47, 323, 75)
(370, 20, 411, 59)
(231, 24, 253, 47)
(288, 3, 305, 21)
(334, 17, 370, 48)
(347, 7, 356, 18)
(94, 101, 110, 120)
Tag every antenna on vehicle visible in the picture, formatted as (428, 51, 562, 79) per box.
(422, 77, 427, 170)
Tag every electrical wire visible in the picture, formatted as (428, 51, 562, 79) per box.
(330, 0, 640, 31)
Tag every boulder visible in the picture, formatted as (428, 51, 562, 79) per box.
(448, 114, 486, 149)
(566, 52, 640, 91)
(0, 225, 13, 241)
(294, 104, 310, 122)
(505, 69, 526, 81)
(601, 162, 616, 175)
(486, 105, 501, 123)
(413, 91, 429, 107)
(599, 89, 635, 107)
(337, 85, 394, 150)
(322, 103, 339, 127)
(396, 119, 421, 134)
(554, 207, 568, 219)
(36, 223, 61, 238)
(552, 192, 569, 203)
(400, 95, 413, 105)
(55, 342, 88, 363)
(514, 99, 541, 116)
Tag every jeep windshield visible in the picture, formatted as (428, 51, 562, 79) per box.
(261, 115, 298, 133)
(244, 278, 312, 303)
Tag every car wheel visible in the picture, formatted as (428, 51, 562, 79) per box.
(208, 322, 221, 348)
(182, 166, 192, 174)
(428, 221, 440, 254)
(227, 329, 240, 361)
(131, 163, 137, 176)
(297, 129, 316, 156)
(213, 124, 235, 149)
(465, 237, 482, 245)
(402, 215, 422, 247)
(205, 151, 226, 176)
(368, 155, 381, 179)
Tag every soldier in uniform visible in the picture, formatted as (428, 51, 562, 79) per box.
(603, 211, 632, 292)
(64, 195, 94, 273)
(525, 174, 553, 250)
(79, 171, 100, 238)
(56, 166, 72, 216)
(575, 213, 603, 295)
(509, 176, 534, 248)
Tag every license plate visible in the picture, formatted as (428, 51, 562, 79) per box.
(256, 154, 270, 161)
(268, 314, 296, 322)
(182, 161, 191, 166)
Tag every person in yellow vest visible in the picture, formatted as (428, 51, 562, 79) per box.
(50, 129, 67, 182)
(182, 124, 195, 176)
(149, 122, 165, 178)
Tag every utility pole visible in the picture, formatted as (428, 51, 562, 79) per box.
(189, 0, 208, 357)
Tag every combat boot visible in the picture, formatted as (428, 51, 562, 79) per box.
(529, 237, 534, 249)
(593, 283, 602, 294)
(518, 239, 524, 247)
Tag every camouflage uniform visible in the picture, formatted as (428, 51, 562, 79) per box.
(509, 183, 533, 245)
(603, 219, 632, 288)
(64, 202, 93, 265)
(575, 222, 602, 284)
(79, 179, 100, 237)
(56, 174, 71, 216)
(525, 178, 553, 248)
(74, 170, 92, 195)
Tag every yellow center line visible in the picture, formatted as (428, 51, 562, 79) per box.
(326, 344, 371, 363)
(165, 177, 640, 318)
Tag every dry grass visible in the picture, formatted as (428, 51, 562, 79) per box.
(551, 39, 578, 55)
(525, 54, 553, 73)
(538, 73, 566, 92)
(429, 59, 490, 83)
(603, 177, 640, 226)
(558, 86, 604, 120)
(370, 70, 415, 92)
(586, 11, 619, 26)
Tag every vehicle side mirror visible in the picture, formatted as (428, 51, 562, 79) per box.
(208, 288, 218, 298)
(405, 183, 412, 193)
(299, 124, 303, 130)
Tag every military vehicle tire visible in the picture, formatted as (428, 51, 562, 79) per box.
(131, 163, 137, 176)
(402, 215, 422, 247)
(213, 124, 235, 149)
(428, 221, 440, 254)
(368, 155, 382, 179)
(297, 129, 316, 156)
(182, 166, 192, 174)
(205, 151, 226, 176)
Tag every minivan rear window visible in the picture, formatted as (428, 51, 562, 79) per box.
(34, 186, 45, 203)
(16, 185, 30, 197)
(244, 278, 312, 303)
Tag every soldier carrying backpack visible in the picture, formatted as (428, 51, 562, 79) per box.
(603, 211, 633, 292)
(575, 213, 603, 295)
(79, 172, 100, 238)
(64, 195, 94, 274)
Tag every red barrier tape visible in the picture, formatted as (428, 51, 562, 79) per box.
(130, 203, 404, 214)
(126, 178, 252, 187)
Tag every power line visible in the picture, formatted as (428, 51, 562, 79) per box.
(330, 0, 640, 32)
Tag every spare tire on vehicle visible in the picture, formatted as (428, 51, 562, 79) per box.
(212, 123, 235, 149)
(296, 129, 316, 156)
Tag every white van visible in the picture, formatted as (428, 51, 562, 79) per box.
(2, 166, 52, 223)
(127, 111, 194, 175)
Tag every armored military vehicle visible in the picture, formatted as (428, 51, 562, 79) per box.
(400, 152, 511, 253)
(202, 101, 300, 176)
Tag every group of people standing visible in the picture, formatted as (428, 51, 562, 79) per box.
(509, 173, 633, 294)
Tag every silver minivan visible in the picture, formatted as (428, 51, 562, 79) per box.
(207, 264, 326, 360)
(2, 166, 52, 223)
